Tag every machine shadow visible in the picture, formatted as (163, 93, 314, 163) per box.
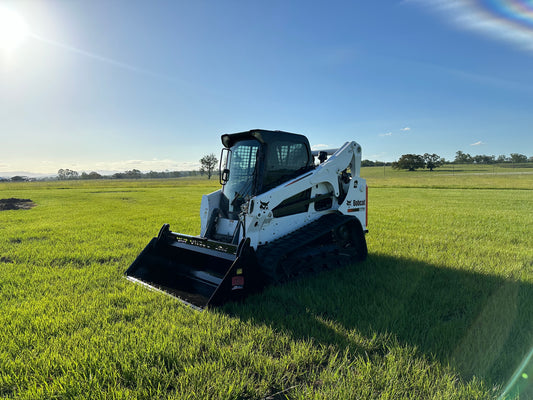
(223, 254, 533, 386)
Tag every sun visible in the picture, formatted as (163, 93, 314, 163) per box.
(0, 6, 30, 51)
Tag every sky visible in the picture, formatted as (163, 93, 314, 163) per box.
(1, 0, 532, 176)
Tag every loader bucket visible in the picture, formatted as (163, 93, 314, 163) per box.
(126, 224, 260, 309)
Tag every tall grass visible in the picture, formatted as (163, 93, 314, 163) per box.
(0, 172, 532, 399)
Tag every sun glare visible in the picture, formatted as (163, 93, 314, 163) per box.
(0, 6, 30, 51)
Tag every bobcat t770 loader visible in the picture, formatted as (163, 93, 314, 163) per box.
(126, 129, 368, 309)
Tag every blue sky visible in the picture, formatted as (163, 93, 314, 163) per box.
(1, 0, 532, 175)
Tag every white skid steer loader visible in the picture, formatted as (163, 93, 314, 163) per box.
(126, 129, 368, 309)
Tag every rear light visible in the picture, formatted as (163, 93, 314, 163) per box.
(365, 185, 368, 228)
(232, 275, 244, 290)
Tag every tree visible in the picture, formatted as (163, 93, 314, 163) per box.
(454, 151, 473, 164)
(497, 155, 507, 163)
(89, 171, 102, 179)
(423, 153, 444, 171)
(81, 171, 102, 180)
(510, 153, 527, 163)
(124, 169, 142, 179)
(58, 168, 78, 180)
(361, 160, 387, 167)
(361, 159, 375, 167)
(200, 153, 218, 179)
(392, 154, 425, 171)
(480, 155, 495, 164)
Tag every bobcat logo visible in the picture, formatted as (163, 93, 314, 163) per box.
(259, 201, 269, 210)
(347, 199, 365, 206)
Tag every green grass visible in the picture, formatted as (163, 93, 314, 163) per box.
(363, 164, 533, 189)
(1, 171, 532, 399)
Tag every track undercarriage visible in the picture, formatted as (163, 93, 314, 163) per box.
(257, 213, 367, 284)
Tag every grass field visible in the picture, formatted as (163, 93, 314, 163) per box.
(1, 166, 532, 399)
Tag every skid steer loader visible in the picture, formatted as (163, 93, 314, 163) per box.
(126, 129, 368, 309)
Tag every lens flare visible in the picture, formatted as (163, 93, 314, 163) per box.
(485, 0, 533, 29)
(499, 346, 533, 400)
(0, 6, 29, 51)
(409, 0, 533, 52)
(472, 0, 533, 51)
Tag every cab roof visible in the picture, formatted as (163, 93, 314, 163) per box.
(221, 129, 311, 150)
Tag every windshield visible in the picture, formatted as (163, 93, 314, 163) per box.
(222, 139, 260, 215)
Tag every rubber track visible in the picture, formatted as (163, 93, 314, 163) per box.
(256, 212, 358, 283)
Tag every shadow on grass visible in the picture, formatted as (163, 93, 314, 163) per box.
(223, 254, 533, 390)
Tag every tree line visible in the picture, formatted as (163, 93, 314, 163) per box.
(0, 169, 206, 182)
(53, 155, 221, 181)
(453, 151, 530, 164)
(56, 169, 204, 180)
(1, 154, 220, 182)
(2, 151, 531, 182)
(363, 151, 531, 172)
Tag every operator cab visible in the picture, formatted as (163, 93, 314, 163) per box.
(219, 129, 314, 219)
